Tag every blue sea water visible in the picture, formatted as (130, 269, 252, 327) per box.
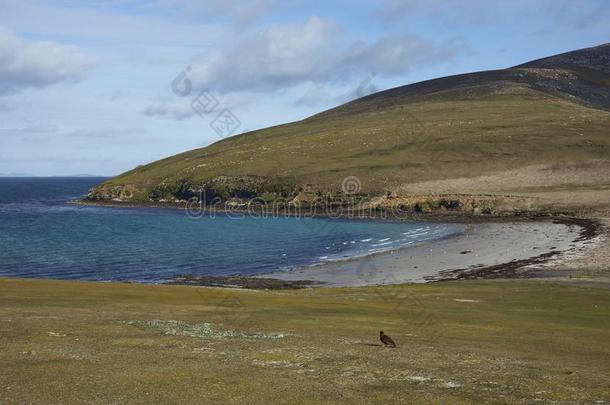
(0, 177, 463, 283)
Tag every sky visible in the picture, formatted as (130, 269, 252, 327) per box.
(0, 0, 609, 176)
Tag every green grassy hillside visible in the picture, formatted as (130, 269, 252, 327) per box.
(87, 44, 610, 212)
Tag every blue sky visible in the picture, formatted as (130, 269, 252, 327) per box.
(0, 0, 608, 176)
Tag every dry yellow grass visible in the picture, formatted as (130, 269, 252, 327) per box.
(1, 277, 609, 404)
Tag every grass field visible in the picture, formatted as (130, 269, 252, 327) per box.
(2, 277, 609, 403)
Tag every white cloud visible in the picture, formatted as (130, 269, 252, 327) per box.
(377, 0, 610, 30)
(141, 16, 462, 119)
(0, 99, 12, 111)
(294, 75, 380, 108)
(173, 17, 459, 94)
(0, 26, 91, 95)
(65, 128, 148, 139)
(0, 124, 58, 137)
(0, 1, 228, 47)
(341, 35, 461, 76)
(0, 125, 148, 142)
(186, 16, 341, 93)
(294, 84, 334, 107)
(143, 99, 197, 120)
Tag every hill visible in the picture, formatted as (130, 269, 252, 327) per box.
(87, 43, 610, 215)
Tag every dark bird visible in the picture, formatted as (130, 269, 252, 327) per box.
(380, 330, 396, 348)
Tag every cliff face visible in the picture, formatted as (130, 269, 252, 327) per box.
(87, 183, 141, 202)
(87, 44, 610, 214)
(87, 176, 296, 204)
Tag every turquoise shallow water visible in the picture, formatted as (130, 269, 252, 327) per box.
(0, 178, 463, 283)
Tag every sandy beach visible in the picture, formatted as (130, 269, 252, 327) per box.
(259, 220, 597, 287)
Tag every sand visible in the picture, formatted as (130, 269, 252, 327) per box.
(259, 220, 597, 287)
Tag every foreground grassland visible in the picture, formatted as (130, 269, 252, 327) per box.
(1, 278, 609, 403)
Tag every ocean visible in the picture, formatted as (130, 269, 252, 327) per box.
(0, 177, 463, 283)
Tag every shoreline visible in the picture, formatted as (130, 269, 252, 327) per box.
(70, 198, 588, 223)
(250, 218, 601, 287)
(44, 199, 605, 288)
(0, 217, 602, 289)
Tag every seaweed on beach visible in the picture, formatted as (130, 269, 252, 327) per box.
(165, 275, 324, 289)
